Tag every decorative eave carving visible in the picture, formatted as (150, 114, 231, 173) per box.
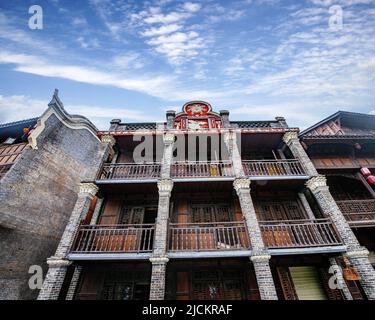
(28, 89, 100, 149)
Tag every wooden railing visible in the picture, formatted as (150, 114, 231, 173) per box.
(171, 161, 233, 179)
(242, 159, 306, 177)
(168, 221, 250, 252)
(71, 224, 155, 253)
(0, 143, 27, 179)
(98, 163, 161, 180)
(259, 219, 342, 248)
(336, 199, 375, 226)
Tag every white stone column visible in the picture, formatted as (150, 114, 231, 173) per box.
(38, 182, 98, 300)
(283, 131, 318, 176)
(234, 178, 278, 300)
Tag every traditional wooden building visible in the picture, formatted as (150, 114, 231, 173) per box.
(299, 111, 375, 299)
(18, 99, 375, 300)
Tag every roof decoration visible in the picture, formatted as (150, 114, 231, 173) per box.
(174, 101, 222, 130)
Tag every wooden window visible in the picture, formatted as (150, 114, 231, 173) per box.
(256, 200, 306, 221)
(119, 207, 145, 224)
(190, 203, 233, 223)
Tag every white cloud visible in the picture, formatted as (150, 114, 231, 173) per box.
(182, 2, 201, 13)
(141, 24, 182, 37)
(0, 51, 173, 98)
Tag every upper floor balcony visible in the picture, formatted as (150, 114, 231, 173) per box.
(96, 158, 308, 183)
(0, 143, 27, 180)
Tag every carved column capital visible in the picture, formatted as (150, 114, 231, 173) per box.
(150, 257, 169, 264)
(46, 257, 72, 268)
(250, 254, 271, 263)
(345, 248, 370, 259)
(157, 179, 174, 193)
(78, 182, 98, 199)
(163, 132, 175, 144)
(101, 134, 116, 146)
(282, 131, 298, 144)
(233, 178, 251, 193)
(305, 175, 327, 192)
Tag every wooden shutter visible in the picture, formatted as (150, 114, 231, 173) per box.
(318, 268, 343, 300)
(176, 272, 190, 300)
(289, 266, 328, 300)
(277, 267, 298, 300)
(215, 205, 231, 222)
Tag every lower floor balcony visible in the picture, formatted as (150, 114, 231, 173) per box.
(336, 199, 375, 227)
(168, 221, 251, 257)
(69, 218, 344, 259)
(70, 224, 155, 259)
(259, 218, 343, 253)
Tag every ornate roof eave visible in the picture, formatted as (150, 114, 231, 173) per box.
(28, 89, 100, 149)
(97, 126, 294, 137)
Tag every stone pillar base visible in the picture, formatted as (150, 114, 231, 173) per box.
(250, 254, 278, 300)
(149, 257, 169, 300)
(345, 249, 375, 300)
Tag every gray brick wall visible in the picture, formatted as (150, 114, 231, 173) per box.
(0, 111, 105, 300)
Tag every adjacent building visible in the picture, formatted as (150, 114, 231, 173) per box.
(0, 90, 108, 299)
(300, 111, 375, 299)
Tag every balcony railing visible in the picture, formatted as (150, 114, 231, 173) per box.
(168, 221, 250, 252)
(98, 163, 161, 180)
(242, 159, 306, 177)
(259, 218, 342, 248)
(71, 224, 155, 253)
(0, 143, 27, 179)
(171, 161, 233, 179)
(336, 199, 375, 227)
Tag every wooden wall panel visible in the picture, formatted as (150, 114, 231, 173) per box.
(99, 196, 122, 224)
(177, 199, 188, 224)
(176, 271, 190, 300)
(77, 268, 105, 300)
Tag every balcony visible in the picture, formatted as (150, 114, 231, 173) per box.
(97, 163, 161, 182)
(242, 159, 307, 179)
(0, 143, 27, 179)
(168, 221, 251, 258)
(171, 161, 233, 180)
(259, 218, 343, 253)
(336, 199, 375, 227)
(69, 224, 155, 259)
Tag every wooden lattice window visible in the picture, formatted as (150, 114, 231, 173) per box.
(190, 203, 233, 223)
(119, 207, 145, 224)
(256, 200, 305, 221)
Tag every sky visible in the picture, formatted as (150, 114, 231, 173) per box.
(0, 0, 374, 130)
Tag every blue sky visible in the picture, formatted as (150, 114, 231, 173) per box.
(0, 0, 374, 130)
